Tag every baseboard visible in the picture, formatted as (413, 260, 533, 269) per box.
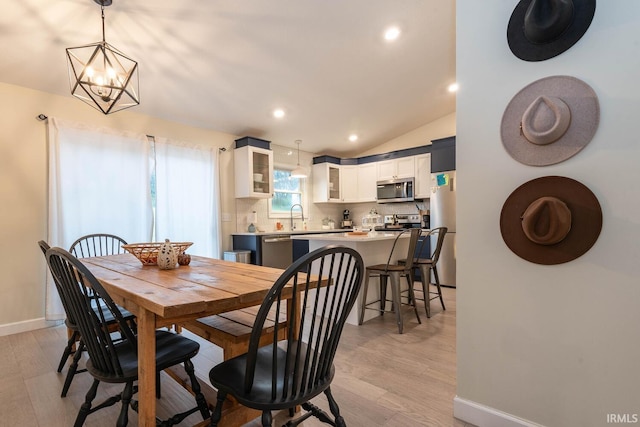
(454, 396, 545, 427)
(0, 317, 64, 337)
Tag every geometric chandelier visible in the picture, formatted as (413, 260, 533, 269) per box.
(66, 0, 139, 115)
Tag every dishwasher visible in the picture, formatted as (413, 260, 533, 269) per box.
(260, 235, 293, 269)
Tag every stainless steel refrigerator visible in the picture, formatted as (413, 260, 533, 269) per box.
(430, 170, 456, 287)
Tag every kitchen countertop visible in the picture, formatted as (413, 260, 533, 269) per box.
(231, 229, 352, 236)
(290, 231, 408, 242)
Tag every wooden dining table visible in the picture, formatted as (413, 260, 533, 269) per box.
(81, 253, 296, 427)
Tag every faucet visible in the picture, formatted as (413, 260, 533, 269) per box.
(290, 204, 304, 231)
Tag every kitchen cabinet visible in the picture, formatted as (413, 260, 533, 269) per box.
(234, 145, 273, 198)
(377, 157, 415, 181)
(357, 163, 377, 202)
(232, 230, 347, 266)
(431, 136, 456, 172)
(340, 165, 359, 202)
(414, 153, 431, 199)
(313, 162, 375, 203)
(313, 162, 341, 203)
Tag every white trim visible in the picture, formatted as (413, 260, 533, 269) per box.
(0, 318, 64, 337)
(453, 396, 546, 427)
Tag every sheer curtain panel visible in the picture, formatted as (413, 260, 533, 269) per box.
(46, 118, 152, 320)
(154, 137, 221, 259)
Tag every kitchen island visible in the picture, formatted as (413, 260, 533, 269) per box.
(231, 229, 349, 267)
(291, 231, 409, 325)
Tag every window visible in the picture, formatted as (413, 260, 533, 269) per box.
(269, 166, 304, 217)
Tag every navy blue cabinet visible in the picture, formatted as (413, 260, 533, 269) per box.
(431, 136, 456, 172)
(293, 240, 310, 262)
(232, 235, 260, 265)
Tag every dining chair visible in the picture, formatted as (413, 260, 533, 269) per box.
(358, 228, 422, 334)
(69, 233, 128, 258)
(398, 227, 448, 318)
(45, 246, 210, 427)
(208, 245, 364, 427)
(40, 237, 138, 397)
(39, 240, 88, 397)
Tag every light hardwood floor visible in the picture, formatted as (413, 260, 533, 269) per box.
(0, 286, 474, 427)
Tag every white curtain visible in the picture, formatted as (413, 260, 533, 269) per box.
(46, 118, 152, 320)
(154, 137, 221, 259)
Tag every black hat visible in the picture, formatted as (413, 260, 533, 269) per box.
(507, 0, 596, 62)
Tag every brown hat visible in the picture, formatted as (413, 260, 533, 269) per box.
(500, 176, 602, 265)
(507, 0, 597, 62)
(501, 75, 599, 166)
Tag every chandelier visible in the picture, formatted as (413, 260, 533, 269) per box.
(66, 0, 139, 114)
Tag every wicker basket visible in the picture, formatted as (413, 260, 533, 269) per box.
(122, 242, 193, 266)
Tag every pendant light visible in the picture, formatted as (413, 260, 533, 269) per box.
(66, 0, 140, 114)
(291, 140, 308, 178)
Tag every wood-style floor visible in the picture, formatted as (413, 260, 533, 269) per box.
(0, 286, 474, 427)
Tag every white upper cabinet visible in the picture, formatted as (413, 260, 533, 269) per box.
(313, 162, 378, 203)
(376, 157, 415, 181)
(357, 163, 377, 202)
(414, 153, 431, 199)
(234, 145, 273, 198)
(311, 145, 435, 204)
(313, 163, 342, 203)
(340, 165, 359, 203)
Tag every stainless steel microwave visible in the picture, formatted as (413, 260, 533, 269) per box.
(376, 177, 415, 203)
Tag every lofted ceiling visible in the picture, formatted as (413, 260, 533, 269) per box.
(1, 0, 456, 156)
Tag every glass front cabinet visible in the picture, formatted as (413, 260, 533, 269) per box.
(313, 162, 342, 203)
(234, 145, 274, 198)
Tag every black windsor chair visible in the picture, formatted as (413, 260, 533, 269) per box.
(39, 240, 136, 397)
(69, 233, 128, 258)
(45, 247, 210, 427)
(208, 245, 365, 427)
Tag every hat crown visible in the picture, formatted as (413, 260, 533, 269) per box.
(521, 196, 572, 245)
(521, 95, 571, 145)
(524, 0, 575, 44)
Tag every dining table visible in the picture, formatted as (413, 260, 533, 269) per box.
(81, 253, 298, 427)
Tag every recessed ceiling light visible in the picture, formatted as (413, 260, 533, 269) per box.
(384, 26, 401, 41)
(448, 83, 459, 93)
(349, 134, 358, 142)
(273, 108, 285, 118)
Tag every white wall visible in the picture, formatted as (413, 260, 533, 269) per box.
(356, 111, 456, 156)
(456, 2, 640, 426)
(0, 82, 238, 333)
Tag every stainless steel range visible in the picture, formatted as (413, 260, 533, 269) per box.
(375, 214, 423, 231)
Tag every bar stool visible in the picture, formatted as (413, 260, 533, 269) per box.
(399, 227, 448, 318)
(358, 228, 422, 334)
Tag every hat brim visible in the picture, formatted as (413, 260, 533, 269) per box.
(501, 75, 599, 166)
(500, 176, 602, 265)
(507, 0, 596, 61)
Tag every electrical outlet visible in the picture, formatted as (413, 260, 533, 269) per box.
(222, 213, 231, 222)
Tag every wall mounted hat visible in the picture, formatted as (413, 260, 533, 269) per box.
(500, 176, 602, 265)
(507, 0, 596, 61)
(501, 75, 599, 166)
